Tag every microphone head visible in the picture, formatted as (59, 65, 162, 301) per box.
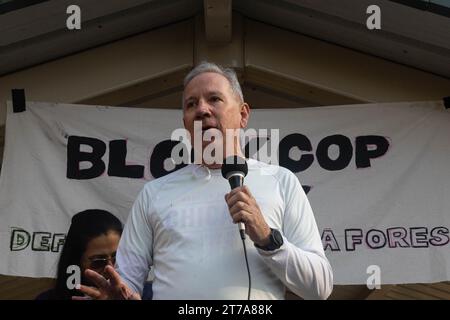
(221, 156, 248, 180)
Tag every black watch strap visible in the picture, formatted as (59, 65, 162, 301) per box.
(255, 228, 284, 251)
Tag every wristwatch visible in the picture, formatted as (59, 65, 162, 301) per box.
(255, 228, 284, 251)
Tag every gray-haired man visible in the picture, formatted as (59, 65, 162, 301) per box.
(77, 61, 333, 300)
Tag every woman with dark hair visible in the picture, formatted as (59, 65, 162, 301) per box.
(35, 209, 152, 300)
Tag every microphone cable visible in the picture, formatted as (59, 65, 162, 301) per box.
(240, 230, 251, 300)
(221, 156, 251, 300)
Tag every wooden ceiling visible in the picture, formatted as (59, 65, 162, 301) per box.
(2, 1, 450, 78)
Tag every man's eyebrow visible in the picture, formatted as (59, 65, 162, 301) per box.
(184, 96, 197, 104)
(184, 91, 224, 104)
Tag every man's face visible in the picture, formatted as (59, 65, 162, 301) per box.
(182, 72, 249, 155)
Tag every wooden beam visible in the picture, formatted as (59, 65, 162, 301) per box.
(245, 19, 450, 103)
(203, 0, 232, 43)
(244, 66, 366, 106)
(78, 68, 189, 108)
(195, 12, 244, 69)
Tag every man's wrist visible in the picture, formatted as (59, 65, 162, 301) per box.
(255, 227, 272, 247)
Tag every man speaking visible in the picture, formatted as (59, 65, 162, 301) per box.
(77, 61, 333, 300)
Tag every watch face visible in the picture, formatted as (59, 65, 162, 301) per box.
(256, 229, 283, 251)
(272, 229, 283, 247)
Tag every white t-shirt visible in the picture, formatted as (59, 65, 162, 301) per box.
(116, 159, 333, 299)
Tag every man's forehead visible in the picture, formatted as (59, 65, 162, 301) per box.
(184, 72, 231, 96)
(184, 90, 225, 100)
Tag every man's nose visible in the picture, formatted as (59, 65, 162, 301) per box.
(195, 99, 212, 119)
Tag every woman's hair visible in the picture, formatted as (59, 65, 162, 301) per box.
(51, 209, 123, 299)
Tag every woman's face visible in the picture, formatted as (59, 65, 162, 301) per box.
(80, 231, 121, 280)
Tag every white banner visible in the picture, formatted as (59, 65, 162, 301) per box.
(0, 100, 449, 285)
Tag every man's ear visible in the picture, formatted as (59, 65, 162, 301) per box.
(240, 103, 250, 128)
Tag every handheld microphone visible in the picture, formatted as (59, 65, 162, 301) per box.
(221, 156, 248, 240)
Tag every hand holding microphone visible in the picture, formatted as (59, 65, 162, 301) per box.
(222, 156, 271, 245)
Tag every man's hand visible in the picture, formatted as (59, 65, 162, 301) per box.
(225, 186, 271, 246)
(72, 265, 141, 300)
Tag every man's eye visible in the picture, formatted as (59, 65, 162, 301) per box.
(186, 102, 195, 108)
(210, 96, 221, 102)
